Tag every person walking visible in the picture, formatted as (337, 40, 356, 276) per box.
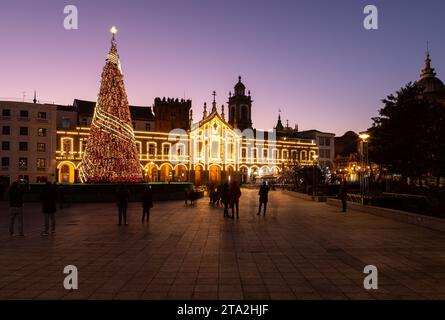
(338, 180, 348, 213)
(41, 182, 57, 236)
(257, 182, 270, 216)
(141, 185, 153, 223)
(221, 182, 230, 218)
(8, 182, 25, 237)
(229, 181, 241, 219)
(116, 184, 130, 226)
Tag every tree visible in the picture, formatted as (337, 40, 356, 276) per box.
(369, 82, 442, 186)
(79, 30, 143, 183)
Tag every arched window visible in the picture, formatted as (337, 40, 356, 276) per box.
(241, 106, 248, 121)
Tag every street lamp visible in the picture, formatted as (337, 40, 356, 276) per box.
(359, 132, 370, 205)
(312, 154, 319, 196)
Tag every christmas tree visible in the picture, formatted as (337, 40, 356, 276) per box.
(79, 27, 143, 183)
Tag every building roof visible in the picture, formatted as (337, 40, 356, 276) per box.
(73, 99, 156, 121)
(297, 129, 336, 136)
(0, 100, 56, 109)
(56, 104, 76, 112)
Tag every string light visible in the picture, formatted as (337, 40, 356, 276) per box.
(79, 30, 143, 183)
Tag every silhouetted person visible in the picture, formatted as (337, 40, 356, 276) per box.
(257, 182, 270, 216)
(184, 188, 189, 206)
(221, 183, 230, 218)
(338, 180, 348, 213)
(9, 182, 24, 236)
(215, 185, 222, 207)
(41, 182, 57, 236)
(141, 185, 153, 222)
(116, 185, 130, 226)
(229, 181, 241, 219)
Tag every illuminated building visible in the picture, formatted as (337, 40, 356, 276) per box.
(55, 77, 318, 185)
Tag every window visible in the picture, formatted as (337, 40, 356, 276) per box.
(36, 158, 46, 169)
(37, 128, 47, 137)
(62, 138, 72, 154)
(325, 149, 331, 158)
(145, 123, 151, 131)
(282, 150, 289, 159)
(263, 149, 268, 159)
(37, 143, 46, 152)
(20, 127, 28, 136)
(319, 137, 325, 146)
(253, 148, 258, 159)
(2, 141, 10, 150)
(163, 144, 170, 156)
(20, 110, 29, 118)
(241, 106, 248, 121)
(2, 109, 11, 117)
(272, 149, 278, 160)
(62, 118, 71, 129)
(2, 126, 10, 135)
(18, 157, 28, 169)
(37, 111, 47, 119)
(1, 157, 9, 167)
(325, 138, 331, 146)
(80, 139, 87, 153)
(19, 142, 28, 151)
(319, 149, 325, 158)
(148, 143, 156, 156)
(241, 148, 247, 158)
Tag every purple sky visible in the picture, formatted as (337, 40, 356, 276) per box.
(1, 0, 445, 135)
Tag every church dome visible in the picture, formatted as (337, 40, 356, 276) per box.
(418, 76, 445, 94)
(234, 76, 246, 96)
(417, 52, 445, 94)
(235, 76, 245, 89)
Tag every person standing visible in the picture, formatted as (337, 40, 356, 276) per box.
(338, 180, 348, 213)
(257, 182, 270, 216)
(229, 181, 241, 219)
(8, 182, 25, 237)
(221, 183, 230, 218)
(41, 182, 57, 236)
(116, 184, 130, 226)
(141, 185, 153, 223)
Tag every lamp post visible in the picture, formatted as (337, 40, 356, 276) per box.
(358, 132, 370, 205)
(312, 154, 319, 196)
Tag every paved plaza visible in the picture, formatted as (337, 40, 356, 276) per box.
(1, 188, 445, 300)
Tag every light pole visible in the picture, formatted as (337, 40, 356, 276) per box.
(312, 154, 319, 196)
(358, 132, 370, 205)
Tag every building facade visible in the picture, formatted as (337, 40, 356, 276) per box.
(295, 130, 335, 170)
(0, 100, 57, 185)
(55, 78, 318, 185)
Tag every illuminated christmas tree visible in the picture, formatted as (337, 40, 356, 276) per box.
(79, 26, 143, 183)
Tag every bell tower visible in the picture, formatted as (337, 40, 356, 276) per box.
(228, 76, 253, 131)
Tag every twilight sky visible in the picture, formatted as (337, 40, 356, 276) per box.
(1, 0, 444, 135)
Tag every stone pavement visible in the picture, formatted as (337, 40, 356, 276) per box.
(1, 188, 445, 300)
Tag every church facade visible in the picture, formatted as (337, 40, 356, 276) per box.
(55, 77, 318, 185)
